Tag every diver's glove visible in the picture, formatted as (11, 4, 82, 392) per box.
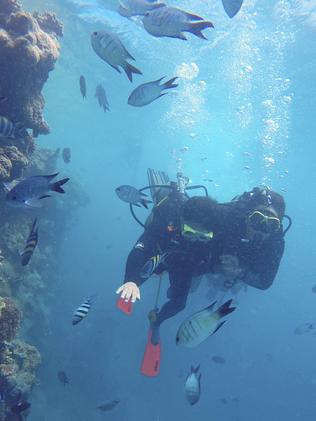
(116, 281, 141, 303)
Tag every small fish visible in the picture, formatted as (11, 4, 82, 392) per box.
(119, 0, 165, 18)
(128, 76, 178, 107)
(5, 173, 69, 208)
(222, 0, 244, 18)
(312, 285, 316, 293)
(91, 30, 142, 82)
(11, 400, 31, 414)
(115, 185, 152, 208)
(294, 322, 314, 336)
(211, 355, 226, 364)
(72, 297, 93, 325)
(176, 299, 236, 348)
(203, 178, 213, 183)
(220, 397, 228, 405)
(62, 147, 71, 164)
(0, 96, 7, 103)
(97, 399, 120, 412)
(57, 371, 69, 385)
(0, 116, 26, 139)
(143, 7, 214, 40)
(185, 365, 201, 406)
(140, 253, 167, 279)
(79, 75, 87, 99)
(95, 84, 110, 112)
(21, 218, 38, 266)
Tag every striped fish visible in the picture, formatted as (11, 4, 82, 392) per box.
(185, 365, 201, 405)
(140, 253, 167, 279)
(21, 219, 38, 266)
(176, 299, 236, 348)
(72, 298, 93, 325)
(0, 116, 15, 138)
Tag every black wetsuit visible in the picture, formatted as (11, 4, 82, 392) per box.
(124, 192, 213, 326)
(212, 201, 285, 290)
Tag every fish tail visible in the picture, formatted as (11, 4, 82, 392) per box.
(51, 177, 70, 194)
(216, 299, 236, 318)
(123, 61, 142, 82)
(188, 21, 214, 40)
(162, 77, 178, 90)
(141, 198, 152, 209)
(191, 364, 200, 373)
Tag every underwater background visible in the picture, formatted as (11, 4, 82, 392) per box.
(0, 0, 316, 420)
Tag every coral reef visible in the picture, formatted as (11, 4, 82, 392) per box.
(0, 0, 63, 143)
(0, 297, 21, 343)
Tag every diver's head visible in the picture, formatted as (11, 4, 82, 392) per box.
(246, 190, 285, 240)
(181, 196, 218, 242)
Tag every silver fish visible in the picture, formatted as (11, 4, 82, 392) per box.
(176, 299, 236, 348)
(119, 0, 165, 18)
(79, 75, 87, 98)
(143, 7, 214, 40)
(115, 185, 152, 208)
(21, 218, 38, 266)
(185, 365, 201, 406)
(0, 116, 26, 139)
(72, 298, 93, 325)
(91, 30, 142, 82)
(5, 173, 69, 208)
(128, 76, 178, 107)
(222, 0, 244, 18)
(294, 322, 314, 336)
(95, 84, 110, 112)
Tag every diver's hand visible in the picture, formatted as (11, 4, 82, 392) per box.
(219, 255, 243, 279)
(116, 282, 140, 303)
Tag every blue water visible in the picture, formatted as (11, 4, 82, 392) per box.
(22, 0, 316, 419)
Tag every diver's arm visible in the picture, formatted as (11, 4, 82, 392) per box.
(242, 236, 285, 290)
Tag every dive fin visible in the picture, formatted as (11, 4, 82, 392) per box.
(140, 330, 161, 377)
(116, 297, 133, 315)
(188, 21, 214, 39)
(123, 61, 142, 82)
(50, 177, 70, 193)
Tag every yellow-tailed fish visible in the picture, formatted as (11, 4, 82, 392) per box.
(21, 218, 38, 266)
(176, 299, 236, 348)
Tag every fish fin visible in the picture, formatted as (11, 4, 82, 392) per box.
(134, 203, 141, 207)
(157, 93, 167, 99)
(184, 11, 204, 21)
(150, 2, 166, 9)
(109, 63, 122, 73)
(222, 0, 243, 18)
(141, 198, 152, 209)
(155, 76, 166, 85)
(39, 194, 51, 200)
(206, 300, 217, 312)
(118, 4, 132, 18)
(123, 62, 142, 82)
(162, 77, 178, 90)
(3, 180, 20, 192)
(50, 177, 70, 194)
(25, 198, 43, 208)
(140, 192, 148, 197)
(216, 299, 236, 318)
(192, 364, 200, 373)
(172, 33, 187, 40)
(45, 173, 59, 181)
(212, 320, 226, 335)
(188, 21, 214, 39)
(31, 218, 38, 232)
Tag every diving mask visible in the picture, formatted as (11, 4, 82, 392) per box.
(182, 223, 214, 242)
(248, 210, 281, 234)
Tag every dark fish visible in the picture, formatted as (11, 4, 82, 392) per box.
(0, 116, 27, 139)
(143, 7, 214, 40)
(91, 30, 142, 82)
(140, 253, 167, 279)
(128, 76, 178, 107)
(222, 0, 244, 18)
(176, 299, 236, 348)
(72, 297, 93, 325)
(115, 185, 152, 208)
(220, 397, 228, 404)
(312, 285, 316, 293)
(97, 399, 120, 412)
(5, 173, 69, 208)
(294, 322, 314, 335)
(0, 96, 7, 103)
(57, 371, 69, 385)
(185, 365, 201, 406)
(79, 75, 87, 99)
(211, 355, 226, 364)
(95, 84, 110, 112)
(11, 400, 31, 414)
(62, 147, 71, 164)
(21, 218, 38, 266)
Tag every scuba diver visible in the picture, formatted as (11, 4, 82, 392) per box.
(116, 170, 291, 376)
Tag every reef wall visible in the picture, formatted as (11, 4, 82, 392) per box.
(0, 1, 76, 420)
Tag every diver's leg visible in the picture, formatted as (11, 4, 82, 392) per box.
(150, 269, 192, 344)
